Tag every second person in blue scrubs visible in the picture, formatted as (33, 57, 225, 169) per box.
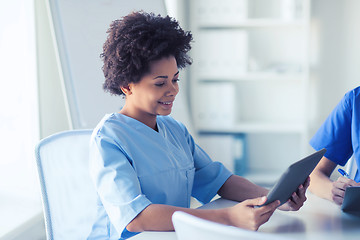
(309, 86, 360, 205)
(87, 11, 309, 240)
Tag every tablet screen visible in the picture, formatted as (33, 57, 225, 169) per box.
(261, 148, 326, 206)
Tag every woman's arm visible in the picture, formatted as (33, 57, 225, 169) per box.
(126, 196, 280, 232)
(309, 156, 337, 201)
(217, 174, 268, 201)
(127, 172, 310, 233)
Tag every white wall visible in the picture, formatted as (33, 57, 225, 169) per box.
(309, 0, 360, 134)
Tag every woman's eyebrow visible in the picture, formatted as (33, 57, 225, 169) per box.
(153, 71, 179, 80)
(153, 75, 168, 80)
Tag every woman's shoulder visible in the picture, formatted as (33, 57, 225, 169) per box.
(92, 113, 128, 137)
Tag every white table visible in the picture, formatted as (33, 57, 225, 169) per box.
(131, 193, 360, 240)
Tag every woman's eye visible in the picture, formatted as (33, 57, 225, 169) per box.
(155, 82, 165, 87)
(173, 78, 180, 83)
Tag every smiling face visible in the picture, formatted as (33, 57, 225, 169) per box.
(120, 55, 179, 129)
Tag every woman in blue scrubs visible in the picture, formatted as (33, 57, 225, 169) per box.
(309, 87, 360, 205)
(87, 11, 309, 240)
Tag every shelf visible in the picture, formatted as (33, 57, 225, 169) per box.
(198, 19, 307, 29)
(197, 122, 306, 134)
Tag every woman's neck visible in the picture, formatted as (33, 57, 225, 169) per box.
(119, 107, 157, 131)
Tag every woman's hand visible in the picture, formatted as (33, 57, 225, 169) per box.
(227, 196, 280, 231)
(278, 177, 310, 211)
(331, 176, 360, 205)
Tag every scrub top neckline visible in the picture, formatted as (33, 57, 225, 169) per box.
(113, 112, 164, 137)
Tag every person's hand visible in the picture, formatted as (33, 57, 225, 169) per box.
(278, 177, 310, 211)
(227, 196, 280, 231)
(331, 176, 360, 205)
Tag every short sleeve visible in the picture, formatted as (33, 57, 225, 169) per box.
(192, 145, 233, 203)
(310, 91, 353, 166)
(89, 130, 151, 238)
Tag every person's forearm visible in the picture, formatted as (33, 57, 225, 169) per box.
(309, 171, 334, 201)
(218, 175, 268, 202)
(126, 204, 228, 232)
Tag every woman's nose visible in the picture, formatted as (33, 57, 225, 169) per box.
(167, 82, 179, 96)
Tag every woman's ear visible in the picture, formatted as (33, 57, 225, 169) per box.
(120, 85, 132, 95)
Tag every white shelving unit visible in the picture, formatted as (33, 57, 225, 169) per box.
(184, 0, 311, 185)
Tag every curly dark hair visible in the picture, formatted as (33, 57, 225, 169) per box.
(101, 11, 193, 95)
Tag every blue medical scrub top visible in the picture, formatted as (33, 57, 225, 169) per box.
(87, 113, 232, 239)
(310, 86, 360, 182)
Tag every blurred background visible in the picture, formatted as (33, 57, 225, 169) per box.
(0, 0, 359, 239)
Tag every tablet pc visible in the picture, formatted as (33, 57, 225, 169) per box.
(341, 186, 360, 212)
(261, 148, 326, 206)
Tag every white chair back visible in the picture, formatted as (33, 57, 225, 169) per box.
(35, 130, 97, 240)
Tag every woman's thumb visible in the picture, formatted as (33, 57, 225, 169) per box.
(247, 196, 267, 207)
(256, 196, 267, 206)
